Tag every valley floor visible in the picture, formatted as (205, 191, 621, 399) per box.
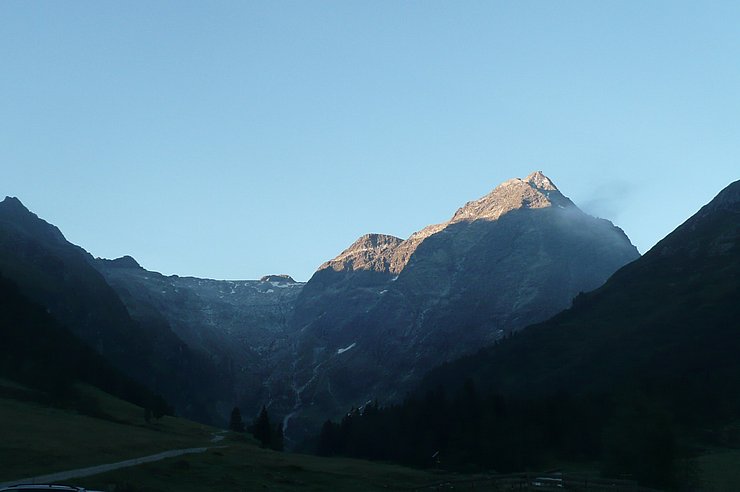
(0, 381, 461, 491)
(0, 382, 213, 482)
(1, 380, 738, 491)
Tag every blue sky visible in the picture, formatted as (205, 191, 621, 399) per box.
(2, 1, 738, 281)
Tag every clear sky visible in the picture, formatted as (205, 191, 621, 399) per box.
(2, 1, 738, 281)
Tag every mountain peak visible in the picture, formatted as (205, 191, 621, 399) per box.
(320, 171, 581, 276)
(98, 255, 143, 269)
(451, 171, 573, 223)
(321, 233, 403, 273)
(524, 171, 559, 191)
(1, 196, 31, 214)
(348, 233, 404, 251)
(0, 196, 68, 244)
(260, 274, 297, 283)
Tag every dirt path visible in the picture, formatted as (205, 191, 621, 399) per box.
(210, 430, 227, 443)
(0, 433, 228, 488)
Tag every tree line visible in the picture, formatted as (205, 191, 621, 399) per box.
(230, 405, 284, 451)
(315, 379, 687, 489)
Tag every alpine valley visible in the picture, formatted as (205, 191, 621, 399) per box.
(0, 172, 640, 443)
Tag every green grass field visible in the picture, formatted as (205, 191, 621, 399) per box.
(0, 381, 462, 490)
(75, 438, 462, 492)
(0, 380, 214, 482)
(692, 448, 740, 491)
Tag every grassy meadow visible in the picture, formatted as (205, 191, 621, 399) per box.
(0, 380, 462, 490)
(0, 379, 214, 482)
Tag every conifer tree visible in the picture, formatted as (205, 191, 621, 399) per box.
(252, 405, 272, 448)
(272, 421, 285, 451)
(317, 420, 338, 456)
(229, 406, 245, 432)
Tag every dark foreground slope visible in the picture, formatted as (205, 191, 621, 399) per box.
(0, 273, 169, 416)
(315, 179, 740, 488)
(0, 197, 230, 423)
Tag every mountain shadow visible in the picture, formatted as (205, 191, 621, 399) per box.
(0, 197, 231, 424)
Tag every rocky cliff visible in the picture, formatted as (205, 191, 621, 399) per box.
(95, 259, 304, 417)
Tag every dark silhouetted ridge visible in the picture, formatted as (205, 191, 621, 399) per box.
(98, 255, 143, 270)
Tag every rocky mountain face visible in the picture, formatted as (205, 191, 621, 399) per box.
(278, 172, 640, 441)
(95, 258, 304, 417)
(0, 172, 641, 438)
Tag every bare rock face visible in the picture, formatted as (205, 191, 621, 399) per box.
(95, 260, 305, 418)
(320, 234, 404, 274)
(278, 172, 640, 441)
(260, 274, 297, 283)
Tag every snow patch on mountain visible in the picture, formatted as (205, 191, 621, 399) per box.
(337, 342, 356, 355)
